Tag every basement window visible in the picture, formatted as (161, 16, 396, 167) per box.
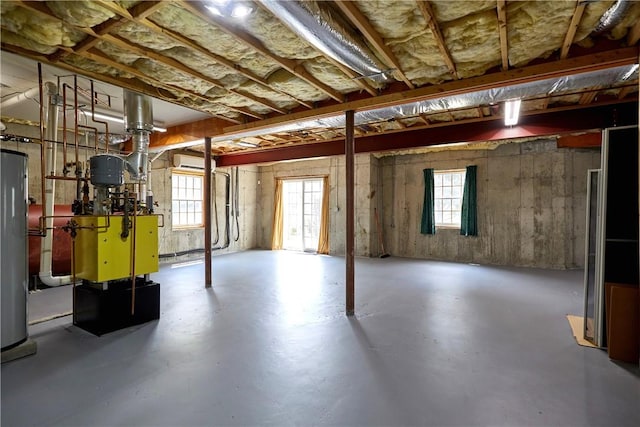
(434, 170, 465, 228)
(171, 171, 204, 228)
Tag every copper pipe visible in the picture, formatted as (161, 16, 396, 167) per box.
(37, 63, 46, 235)
(45, 175, 89, 181)
(130, 194, 138, 315)
(204, 136, 213, 288)
(73, 76, 80, 176)
(345, 110, 355, 316)
(72, 237, 76, 324)
(90, 80, 110, 154)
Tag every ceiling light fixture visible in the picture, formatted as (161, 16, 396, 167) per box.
(205, 0, 253, 19)
(231, 4, 253, 18)
(504, 99, 521, 127)
(234, 140, 259, 148)
(81, 110, 167, 132)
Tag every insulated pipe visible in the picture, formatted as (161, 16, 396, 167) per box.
(261, 0, 390, 82)
(205, 65, 638, 144)
(39, 82, 74, 287)
(594, 0, 630, 34)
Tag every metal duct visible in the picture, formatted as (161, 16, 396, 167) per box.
(594, 0, 630, 34)
(123, 89, 153, 181)
(202, 63, 637, 144)
(260, 0, 391, 83)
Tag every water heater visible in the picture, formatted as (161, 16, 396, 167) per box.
(1, 149, 29, 350)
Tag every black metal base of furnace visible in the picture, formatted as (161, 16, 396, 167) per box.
(73, 278, 160, 336)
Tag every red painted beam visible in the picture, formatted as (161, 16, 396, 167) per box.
(557, 132, 602, 148)
(215, 102, 638, 166)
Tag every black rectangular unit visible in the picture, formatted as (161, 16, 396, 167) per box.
(74, 278, 160, 336)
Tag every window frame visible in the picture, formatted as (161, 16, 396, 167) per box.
(171, 169, 205, 229)
(433, 169, 466, 229)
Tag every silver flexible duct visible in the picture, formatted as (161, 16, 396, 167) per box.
(594, 0, 630, 34)
(260, 0, 391, 82)
(204, 63, 637, 144)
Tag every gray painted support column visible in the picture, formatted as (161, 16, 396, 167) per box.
(204, 137, 212, 288)
(346, 110, 355, 315)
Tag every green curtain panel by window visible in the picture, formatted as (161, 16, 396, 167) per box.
(421, 168, 436, 234)
(460, 165, 478, 236)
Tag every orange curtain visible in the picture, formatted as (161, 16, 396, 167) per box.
(271, 178, 284, 250)
(317, 176, 330, 254)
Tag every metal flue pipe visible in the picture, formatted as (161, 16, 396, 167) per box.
(123, 89, 153, 183)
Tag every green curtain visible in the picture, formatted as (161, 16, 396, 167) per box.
(460, 165, 477, 236)
(421, 168, 436, 234)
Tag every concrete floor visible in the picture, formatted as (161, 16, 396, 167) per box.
(2, 250, 638, 426)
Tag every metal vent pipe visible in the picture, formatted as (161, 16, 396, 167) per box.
(123, 90, 153, 181)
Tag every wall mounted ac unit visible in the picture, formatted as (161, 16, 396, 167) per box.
(172, 154, 214, 170)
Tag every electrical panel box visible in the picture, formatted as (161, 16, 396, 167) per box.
(74, 215, 159, 282)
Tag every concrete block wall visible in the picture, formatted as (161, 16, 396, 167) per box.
(151, 156, 258, 259)
(257, 154, 377, 256)
(378, 139, 600, 268)
(255, 139, 598, 268)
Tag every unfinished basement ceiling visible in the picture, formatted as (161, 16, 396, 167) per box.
(1, 0, 639, 157)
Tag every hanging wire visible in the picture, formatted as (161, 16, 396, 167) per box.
(233, 167, 240, 242)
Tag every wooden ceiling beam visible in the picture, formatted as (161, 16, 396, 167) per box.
(1, 42, 241, 125)
(618, 86, 634, 99)
(579, 88, 599, 105)
(34, 1, 287, 115)
(222, 47, 639, 136)
(496, 0, 509, 70)
(179, 0, 345, 103)
(417, 1, 458, 78)
(11, 0, 261, 120)
(323, 59, 378, 97)
(77, 48, 263, 119)
(560, 1, 587, 59)
(150, 117, 227, 149)
(138, 22, 312, 110)
(627, 18, 640, 46)
(96, 1, 314, 110)
(99, 33, 286, 114)
(334, 0, 414, 89)
(417, 115, 429, 125)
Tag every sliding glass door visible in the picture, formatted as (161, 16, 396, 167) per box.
(282, 179, 323, 252)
